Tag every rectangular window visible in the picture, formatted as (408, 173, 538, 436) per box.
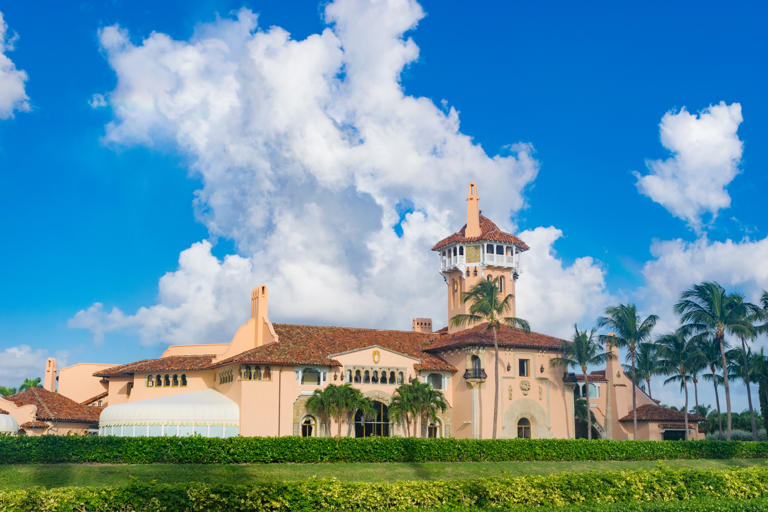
(518, 359, 530, 377)
(589, 383, 600, 398)
(496, 245, 504, 255)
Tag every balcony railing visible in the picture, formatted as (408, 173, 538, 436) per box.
(463, 368, 487, 380)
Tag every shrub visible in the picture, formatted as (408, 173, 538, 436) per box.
(707, 429, 767, 441)
(1, 467, 767, 511)
(2, 436, 768, 464)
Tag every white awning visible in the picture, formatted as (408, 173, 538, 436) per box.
(100, 389, 239, 428)
(0, 413, 18, 433)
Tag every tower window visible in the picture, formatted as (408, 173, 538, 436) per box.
(518, 359, 530, 377)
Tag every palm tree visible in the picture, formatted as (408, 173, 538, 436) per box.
(733, 297, 763, 441)
(18, 377, 41, 392)
(551, 325, 610, 440)
(344, 388, 374, 437)
(656, 329, 699, 441)
(726, 347, 760, 441)
(675, 282, 755, 440)
(414, 380, 449, 437)
(691, 404, 711, 418)
(389, 383, 419, 437)
(698, 333, 725, 439)
(0, 386, 17, 396)
(622, 342, 660, 399)
(597, 304, 658, 440)
(686, 341, 709, 411)
(450, 277, 530, 439)
(306, 386, 336, 437)
(752, 348, 768, 435)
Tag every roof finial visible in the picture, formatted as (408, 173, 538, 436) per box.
(465, 182, 481, 237)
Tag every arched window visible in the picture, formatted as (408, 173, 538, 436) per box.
(180, 374, 187, 387)
(371, 371, 379, 384)
(473, 267, 478, 276)
(146, 375, 154, 387)
(397, 371, 404, 384)
(254, 367, 262, 381)
(172, 374, 179, 387)
(240, 366, 249, 380)
(164, 375, 171, 387)
(487, 274, 492, 282)
(346, 370, 352, 383)
(301, 368, 321, 385)
(156, 375, 162, 387)
(263, 367, 271, 380)
(452, 246, 457, 256)
(363, 370, 370, 384)
(459, 246, 464, 255)
(427, 420, 441, 438)
(389, 371, 396, 384)
(471, 355, 482, 371)
(301, 416, 316, 437)
(427, 373, 443, 390)
(354, 370, 362, 383)
(466, 268, 470, 277)
(499, 276, 504, 294)
(517, 417, 531, 439)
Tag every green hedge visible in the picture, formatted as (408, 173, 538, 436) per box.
(1, 467, 767, 511)
(501, 497, 768, 512)
(2, 436, 768, 464)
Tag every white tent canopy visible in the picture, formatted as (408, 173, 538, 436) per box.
(99, 389, 239, 437)
(0, 412, 18, 434)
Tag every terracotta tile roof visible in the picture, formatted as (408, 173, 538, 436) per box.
(211, 323, 456, 373)
(425, 323, 565, 352)
(432, 215, 529, 251)
(80, 391, 108, 406)
(93, 355, 215, 377)
(6, 388, 101, 424)
(564, 370, 608, 382)
(619, 404, 705, 423)
(20, 420, 49, 429)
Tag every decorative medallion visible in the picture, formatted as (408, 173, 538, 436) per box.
(520, 380, 531, 396)
(372, 350, 381, 364)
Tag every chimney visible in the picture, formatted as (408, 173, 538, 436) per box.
(465, 182, 481, 238)
(412, 318, 433, 333)
(44, 357, 57, 392)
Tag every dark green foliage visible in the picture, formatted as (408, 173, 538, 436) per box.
(1, 467, 768, 511)
(3, 436, 768, 464)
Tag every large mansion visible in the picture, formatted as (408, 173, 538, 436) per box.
(0, 184, 702, 440)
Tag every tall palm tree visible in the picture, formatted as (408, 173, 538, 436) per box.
(656, 329, 699, 441)
(752, 348, 768, 435)
(0, 386, 17, 396)
(551, 325, 610, 440)
(597, 304, 658, 440)
(698, 333, 725, 439)
(18, 377, 41, 392)
(450, 277, 530, 439)
(622, 342, 660, 399)
(686, 342, 709, 411)
(733, 298, 763, 441)
(675, 282, 755, 440)
(726, 347, 760, 441)
(344, 388, 374, 437)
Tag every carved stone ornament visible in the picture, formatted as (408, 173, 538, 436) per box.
(520, 380, 531, 396)
(372, 350, 381, 364)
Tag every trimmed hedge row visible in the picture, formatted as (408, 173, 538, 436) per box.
(501, 498, 768, 512)
(2, 436, 768, 464)
(1, 467, 768, 511)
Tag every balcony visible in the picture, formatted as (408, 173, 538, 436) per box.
(463, 368, 487, 381)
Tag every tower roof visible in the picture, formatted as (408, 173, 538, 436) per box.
(431, 214, 529, 251)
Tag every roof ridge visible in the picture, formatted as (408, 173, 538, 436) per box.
(31, 388, 54, 421)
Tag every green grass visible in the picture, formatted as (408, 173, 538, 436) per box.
(1, 458, 765, 489)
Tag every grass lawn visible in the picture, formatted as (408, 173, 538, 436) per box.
(0, 458, 765, 489)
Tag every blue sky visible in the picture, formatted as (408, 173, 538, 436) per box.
(0, 0, 766, 410)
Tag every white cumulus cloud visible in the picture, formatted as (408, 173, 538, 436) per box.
(71, 0, 605, 345)
(0, 11, 29, 119)
(0, 345, 60, 388)
(516, 227, 612, 338)
(635, 102, 743, 230)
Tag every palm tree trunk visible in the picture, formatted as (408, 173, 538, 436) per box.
(740, 336, 758, 441)
(337, 415, 342, 438)
(492, 324, 500, 439)
(631, 343, 637, 441)
(583, 367, 591, 440)
(682, 369, 689, 441)
(693, 375, 699, 410)
(645, 376, 652, 400)
(347, 413, 354, 437)
(711, 364, 723, 440)
(718, 332, 732, 440)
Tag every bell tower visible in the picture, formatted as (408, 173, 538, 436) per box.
(431, 183, 529, 333)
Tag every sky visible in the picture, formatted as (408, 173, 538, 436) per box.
(1, 0, 767, 412)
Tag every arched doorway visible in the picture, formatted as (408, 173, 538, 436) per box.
(301, 416, 317, 437)
(354, 400, 390, 437)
